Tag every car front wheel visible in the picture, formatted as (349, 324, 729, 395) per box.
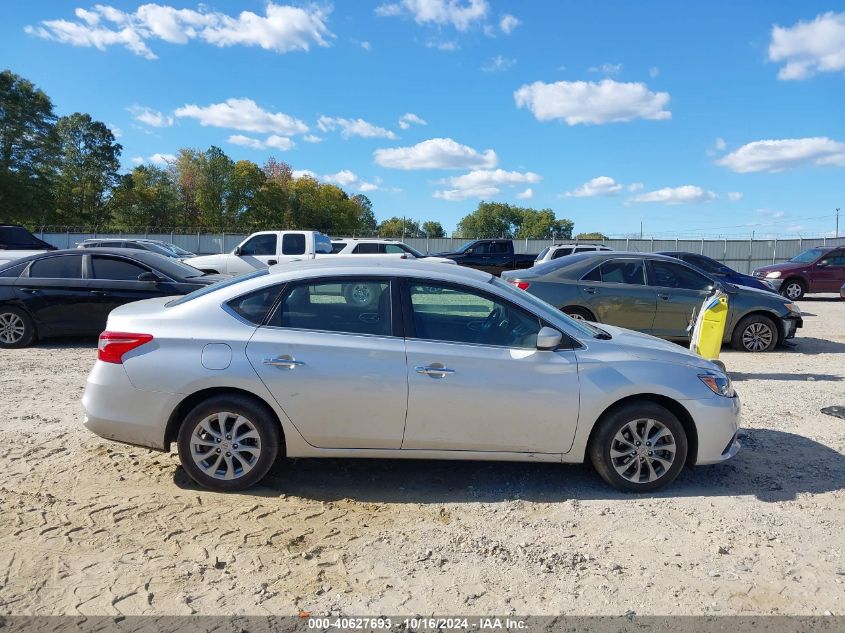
(177, 395, 281, 491)
(588, 401, 688, 492)
(780, 279, 805, 300)
(731, 314, 778, 352)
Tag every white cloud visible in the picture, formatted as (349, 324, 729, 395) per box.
(727, 191, 744, 201)
(128, 153, 175, 166)
(292, 169, 317, 179)
(769, 12, 845, 80)
(715, 137, 727, 151)
(565, 176, 623, 198)
(426, 39, 459, 51)
(482, 54, 516, 72)
(375, 0, 489, 31)
(128, 105, 173, 127)
(516, 188, 533, 199)
(717, 137, 845, 173)
(628, 182, 644, 192)
(588, 62, 623, 76)
(630, 185, 717, 205)
(25, 3, 334, 59)
(398, 112, 427, 130)
(130, 156, 144, 165)
(227, 133, 295, 151)
(174, 98, 308, 135)
(303, 134, 323, 143)
(433, 168, 540, 200)
(360, 40, 371, 51)
(499, 14, 520, 34)
(322, 169, 379, 192)
(514, 79, 671, 125)
(649, 66, 659, 78)
(757, 208, 786, 219)
(317, 116, 397, 140)
(374, 137, 497, 170)
(107, 123, 123, 138)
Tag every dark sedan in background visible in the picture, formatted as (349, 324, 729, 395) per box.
(657, 251, 775, 292)
(502, 252, 803, 353)
(0, 249, 225, 348)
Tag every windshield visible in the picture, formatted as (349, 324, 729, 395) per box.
(790, 248, 827, 263)
(142, 242, 181, 258)
(456, 241, 476, 253)
(489, 277, 608, 340)
(166, 269, 269, 307)
(0, 226, 55, 250)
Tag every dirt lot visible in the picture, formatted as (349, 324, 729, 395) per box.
(0, 297, 843, 616)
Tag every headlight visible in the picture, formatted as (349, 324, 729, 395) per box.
(784, 302, 800, 314)
(699, 373, 735, 398)
(765, 271, 781, 279)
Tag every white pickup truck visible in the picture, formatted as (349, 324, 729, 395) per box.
(186, 231, 333, 274)
(0, 225, 57, 265)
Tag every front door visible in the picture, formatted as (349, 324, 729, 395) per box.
(234, 233, 279, 273)
(814, 249, 845, 292)
(87, 255, 169, 327)
(401, 281, 580, 454)
(579, 258, 657, 332)
(647, 259, 716, 339)
(245, 277, 408, 449)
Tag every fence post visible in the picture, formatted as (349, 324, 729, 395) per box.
(66, 229, 70, 249)
(221, 232, 226, 254)
(723, 238, 727, 263)
(700, 238, 704, 254)
(772, 237, 778, 264)
(747, 232, 754, 274)
(197, 231, 201, 254)
(626, 238, 629, 251)
(650, 237, 654, 252)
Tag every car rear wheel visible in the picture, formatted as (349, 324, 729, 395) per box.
(731, 314, 778, 352)
(562, 306, 594, 321)
(177, 395, 281, 491)
(588, 401, 688, 492)
(780, 279, 805, 300)
(0, 306, 35, 348)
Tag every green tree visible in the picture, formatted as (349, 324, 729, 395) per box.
(196, 146, 234, 227)
(226, 160, 265, 227)
(517, 208, 573, 239)
(171, 149, 203, 227)
(0, 70, 59, 225)
(457, 201, 573, 239)
(378, 216, 422, 237)
(575, 231, 608, 240)
(421, 220, 446, 238)
(54, 113, 122, 226)
(351, 194, 377, 235)
(109, 165, 179, 228)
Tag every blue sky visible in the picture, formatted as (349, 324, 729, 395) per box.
(2, 1, 844, 237)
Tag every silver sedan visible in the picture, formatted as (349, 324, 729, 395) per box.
(82, 259, 741, 493)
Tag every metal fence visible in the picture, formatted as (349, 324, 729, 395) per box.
(37, 230, 845, 275)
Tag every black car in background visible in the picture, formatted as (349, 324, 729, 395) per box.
(656, 251, 775, 292)
(0, 248, 226, 348)
(436, 239, 537, 276)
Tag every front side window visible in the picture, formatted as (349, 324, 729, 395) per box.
(352, 243, 380, 254)
(574, 246, 595, 253)
(29, 255, 84, 279)
(822, 250, 845, 266)
(409, 283, 540, 348)
(583, 259, 646, 285)
(282, 233, 306, 255)
(330, 242, 347, 254)
(91, 256, 149, 281)
(384, 244, 405, 254)
(650, 260, 712, 290)
(240, 234, 277, 256)
(270, 278, 391, 336)
(472, 242, 491, 255)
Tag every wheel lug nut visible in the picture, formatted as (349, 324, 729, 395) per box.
(216, 448, 221, 453)
(226, 452, 231, 456)
(216, 438, 221, 443)
(648, 451, 653, 456)
(226, 435, 231, 440)
(233, 444, 238, 449)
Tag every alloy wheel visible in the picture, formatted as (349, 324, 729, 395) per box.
(0, 312, 25, 345)
(784, 283, 803, 300)
(568, 312, 586, 321)
(610, 418, 677, 484)
(742, 322, 774, 352)
(189, 411, 262, 481)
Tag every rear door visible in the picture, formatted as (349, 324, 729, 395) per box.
(647, 259, 716, 338)
(14, 254, 91, 335)
(579, 258, 657, 332)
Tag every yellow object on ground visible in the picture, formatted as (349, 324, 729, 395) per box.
(690, 291, 729, 360)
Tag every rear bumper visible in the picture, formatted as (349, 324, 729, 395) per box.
(686, 393, 742, 466)
(82, 361, 179, 450)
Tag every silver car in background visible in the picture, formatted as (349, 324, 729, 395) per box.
(82, 259, 741, 493)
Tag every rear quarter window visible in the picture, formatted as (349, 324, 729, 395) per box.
(226, 285, 284, 324)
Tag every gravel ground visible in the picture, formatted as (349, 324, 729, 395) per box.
(0, 296, 843, 616)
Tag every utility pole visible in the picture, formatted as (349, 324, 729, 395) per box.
(640, 221, 643, 240)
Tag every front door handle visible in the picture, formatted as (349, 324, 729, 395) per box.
(268, 259, 278, 265)
(20, 288, 39, 294)
(584, 287, 597, 294)
(415, 365, 456, 378)
(657, 293, 671, 300)
(89, 290, 108, 296)
(263, 355, 305, 369)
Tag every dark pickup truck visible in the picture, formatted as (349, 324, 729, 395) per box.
(437, 239, 538, 276)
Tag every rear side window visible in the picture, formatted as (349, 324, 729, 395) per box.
(167, 269, 269, 307)
(269, 279, 391, 337)
(282, 233, 306, 255)
(91, 256, 149, 281)
(227, 286, 284, 325)
(29, 255, 84, 279)
(352, 243, 380, 254)
(0, 261, 28, 278)
(552, 247, 574, 259)
(583, 259, 646, 285)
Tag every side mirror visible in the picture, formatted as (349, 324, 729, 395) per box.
(536, 326, 563, 350)
(233, 246, 242, 256)
(137, 271, 160, 283)
(817, 259, 829, 267)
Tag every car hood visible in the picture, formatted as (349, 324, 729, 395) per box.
(591, 323, 721, 372)
(754, 262, 802, 275)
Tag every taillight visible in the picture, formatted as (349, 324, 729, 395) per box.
(98, 331, 153, 364)
(507, 279, 531, 290)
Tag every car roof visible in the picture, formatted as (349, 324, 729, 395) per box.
(330, 238, 400, 243)
(268, 256, 492, 283)
(551, 243, 609, 248)
(1, 247, 174, 266)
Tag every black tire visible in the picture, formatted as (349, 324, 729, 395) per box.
(177, 394, 282, 492)
(562, 306, 595, 322)
(588, 401, 688, 493)
(779, 278, 805, 300)
(731, 313, 779, 352)
(0, 306, 36, 348)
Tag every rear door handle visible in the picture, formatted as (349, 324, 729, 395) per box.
(268, 259, 278, 265)
(89, 290, 108, 296)
(263, 356, 305, 369)
(584, 287, 597, 294)
(20, 288, 39, 294)
(415, 365, 455, 378)
(658, 293, 671, 300)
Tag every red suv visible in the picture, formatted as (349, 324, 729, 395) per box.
(753, 247, 845, 300)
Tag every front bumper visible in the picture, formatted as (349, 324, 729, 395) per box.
(686, 392, 742, 465)
(82, 361, 180, 450)
(761, 277, 783, 291)
(782, 315, 802, 339)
